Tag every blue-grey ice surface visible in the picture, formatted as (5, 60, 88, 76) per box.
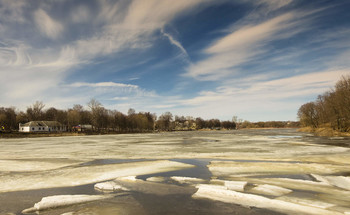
(1, 129, 350, 214)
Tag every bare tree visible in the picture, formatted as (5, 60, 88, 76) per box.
(26, 101, 45, 121)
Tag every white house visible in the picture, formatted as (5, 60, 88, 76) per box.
(19, 121, 67, 132)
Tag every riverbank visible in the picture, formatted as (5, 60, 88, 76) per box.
(0, 128, 297, 139)
(0, 131, 150, 139)
(298, 127, 350, 137)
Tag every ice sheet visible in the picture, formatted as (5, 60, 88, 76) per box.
(276, 196, 335, 209)
(146, 176, 166, 182)
(225, 177, 350, 196)
(22, 194, 115, 213)
(249, 184, 292, 196)
(208, 160, 350, 176)
(210, 179, 247, 192)
(192, 184, 343, 215)
(170, 176, 205, 184)
(312, 174, 350, 190)
(114, 177, 196, 196)
(0, 159, 82, 172)
(1, 130, 349, 161)
(94, 181, 128, 192)
(0, 160, 194, 193)
(1, 129, 350, 214)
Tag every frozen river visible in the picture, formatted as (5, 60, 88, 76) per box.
(1, 129, 350, 215)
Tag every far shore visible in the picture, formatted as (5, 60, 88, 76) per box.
(0, 127, 301, 139)
(298, 127, 350, 137)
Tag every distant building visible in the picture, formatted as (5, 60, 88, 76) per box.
(72, 124, 93, 132)
(19, 121, 67, 132)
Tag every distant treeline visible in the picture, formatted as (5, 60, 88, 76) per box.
(298, 75, 350, 132)
(0, 99, 236, 132)
(238, 120, 300, 129)
(0, 98, 299, 133)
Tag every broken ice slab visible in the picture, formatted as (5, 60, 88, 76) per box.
(170, 176, 205, 184)
(227, 177, 350, 197)
(146, 176, 166, 182)
(0, 160, 194, 193)
(208, 161, 350, 176)
(192, 184, 343, 215)
(276, 196, 335, 209)
(0, 159, 82, 172)
(297, 155, 350, 166)
(311, 174, 350, 191)
(94, 181, 129, 192)
(328, 206, 350, 215)
(210, 179, 247, 192)
(117, 176, 141, 182)
(22, 194, 116, 214)
(114, 177, 196, 196)
(210, 179, 292, 197)
(248, 184, 292, 196)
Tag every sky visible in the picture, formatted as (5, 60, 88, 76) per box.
(1, 0, 350, 121)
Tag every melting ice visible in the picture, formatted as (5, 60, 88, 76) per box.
(1, 129, 350, 214)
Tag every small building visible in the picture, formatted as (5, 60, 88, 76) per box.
(72, 124, 93, 132)
(19, 121, 67, 132)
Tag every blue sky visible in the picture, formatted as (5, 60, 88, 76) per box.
(1, 0, 350, 121)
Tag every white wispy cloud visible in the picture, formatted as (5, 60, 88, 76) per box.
(70, 5, 91, 24)
(69, 82, 139, 89)
(0, 0, 212, 110)
(185, 11, 301, 81)
(34, 9, 64, 39)
(177, 69, 350, 120)
(161, 28, 189, 61)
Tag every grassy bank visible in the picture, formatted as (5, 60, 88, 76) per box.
(298, 127, 350, 137)
(0, 132, 88, 138)
(0, 130, 152, 138)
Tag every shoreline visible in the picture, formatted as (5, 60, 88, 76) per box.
(0, 128, 300, 139)
(0, 131, 152, 139)
(298, 127, 350, 137)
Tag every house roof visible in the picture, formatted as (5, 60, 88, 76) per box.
(20, 121, 64, 127)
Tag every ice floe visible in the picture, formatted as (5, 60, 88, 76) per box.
(117, 176, 140, 182)
(312, 174, 350, 191)
(114, 177, 196, 196)
(249, 184, 292, 196)
(170, 176, 205, 184)
(94, 181, 128, 192)
(22, 194, 115, 213)
(0, 160, 194, 193)
(210, 179, 247, 192)
(208, 160, 350, 176)
(276, 196, 335, 209)
(192, 184, 343, 215)
(146, 176, 166, 182)
(0, 159, 82, 172)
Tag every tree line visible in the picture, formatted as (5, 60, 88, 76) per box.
(0, 99, 237, 132)
(298, 75, 350, 132)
